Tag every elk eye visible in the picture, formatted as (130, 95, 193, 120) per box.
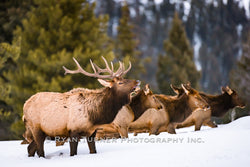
(118, 82, 123, 85)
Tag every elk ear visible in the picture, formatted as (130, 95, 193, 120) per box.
(97, 79, 113, 88)
(221, 86, 227, 93)
(144, 84, 152, 95)
(181, 84, 190, 95)
(170, 84, 179, 94)
(226, 86, 233, 95)
(183, 82, 192, 90)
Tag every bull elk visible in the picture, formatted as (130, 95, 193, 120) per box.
(23, 56, 140, 157)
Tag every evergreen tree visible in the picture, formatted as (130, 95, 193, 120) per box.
(1, 0, 113, 138)
(157, 12, 200, 95)
(192, 0, 248, 93)
(0, 0, 33, 140)
(0, 0, 33, 43)
(0, 40, 20, 140)
(230, 30, 250, 115)
(115, 2, 144, 79)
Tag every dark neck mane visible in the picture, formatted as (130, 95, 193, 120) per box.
(129, 91, 147, 121)
(156, 94, 191, 123)
(200, 92, 232, 117)
(76, 87, 130, 125)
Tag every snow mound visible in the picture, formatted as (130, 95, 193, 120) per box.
(1, 116, 250, 167)
(220, 116, 250, 129)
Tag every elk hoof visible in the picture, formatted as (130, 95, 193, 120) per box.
(38, 155, 45, 158)
(90, 151, 97, 154)
(38, 152, 45, 158)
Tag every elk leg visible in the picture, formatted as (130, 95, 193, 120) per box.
(133, 131, 138, 136)
(103, 133, 121, 139)
(56, 140, 66, 146)
(69, 141, 78, 156)
(149, 124, 160, 135)
(166, 123, 176, 134)
(133, 130, 143, 136)
(157, 122, 177, 134)
(205, 120, 217, 128)
(129, 121, 148, 132)
(117, 127, 128, 138)
(133, 129, 149, 136)
(95, 132, 105, 140)
(21, 139, 29, 144)
(69, 132, 79, 156)
(176, 117, 194, 129)
(33, 130, 46, 158)
(113, 133, 121, 138)
(194, 120, 203, 131)
(28, 140, 37, 157)
(98, 124, 118, 133)
(157, 125, 167, 133)
(87, 130, 97, 154)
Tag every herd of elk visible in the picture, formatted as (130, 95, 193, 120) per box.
(22, 56, 245, 158)
(129, 84, 211, 135)
(170, 83, 245, 130)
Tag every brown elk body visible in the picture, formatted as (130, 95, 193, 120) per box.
(23, 57, 139, 157)
(129, 84, 211, 135)
(200, 86, 245, 117)
(94, 84, 162, 139)
(171, 84, 245, 128)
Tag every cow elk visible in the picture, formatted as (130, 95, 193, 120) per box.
(23, 56, 140, 157)
(171, 83, 245, 128)
(94, 84, 162, 139)
(129, 84, 211, 135)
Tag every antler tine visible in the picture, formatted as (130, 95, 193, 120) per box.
(63, 57, 132, 79)
(111, 62, 114, 71)
(92, 57, 113, 74)
(89, 59, 97, 74)
(63, 57, 111, 79)
(101, 56, 113, 75)
(122, 61, 132, 76)
(63, 57, 88, 75)
(93, 62, 108, 73)
(113, 61, 124, 77)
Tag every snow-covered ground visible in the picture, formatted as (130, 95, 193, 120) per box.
(1, 116, 250, 167)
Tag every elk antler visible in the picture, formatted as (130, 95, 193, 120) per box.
(63, 56, 131, 79)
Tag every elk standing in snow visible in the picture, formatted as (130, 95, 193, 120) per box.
(23, 57, 140, 157)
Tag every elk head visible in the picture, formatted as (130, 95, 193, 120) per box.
(142, 84, 162, 110)
(181, 84, 210, 110)
(170, 84, 185, 97)
(221, 86, 245, 108)
(63, 56, 140, 100)
(129, 84, 162, 121)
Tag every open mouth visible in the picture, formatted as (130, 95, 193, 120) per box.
(204, 106, 211, 111)
(130, 80, 141, 96)
(239, 105, 246, 109)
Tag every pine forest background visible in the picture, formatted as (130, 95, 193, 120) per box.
(0, 0, 249, 140)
